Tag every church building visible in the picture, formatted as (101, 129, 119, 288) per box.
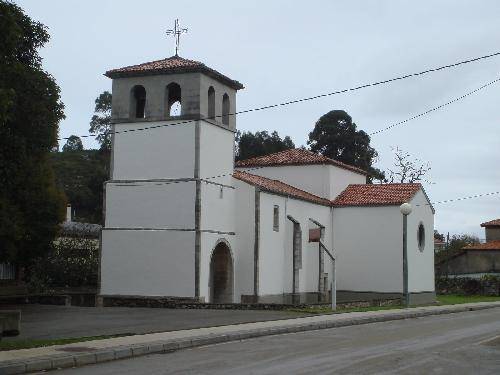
(99, 54, 436, 306)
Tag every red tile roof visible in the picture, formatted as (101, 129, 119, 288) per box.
(480, 219, 500, 228)
(464, 240, 500, 251)
(105, 55, 243, 90)
(332, 183, 422, 207)
(235, 149, 366, 175)
(233, 170, 331, 206)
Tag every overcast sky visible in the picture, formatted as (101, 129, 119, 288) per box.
(15, 0, 500, 238)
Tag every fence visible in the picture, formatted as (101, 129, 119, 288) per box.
(0, 263, 16, 280)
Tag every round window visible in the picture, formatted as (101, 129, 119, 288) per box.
(417, 223, 425, 252)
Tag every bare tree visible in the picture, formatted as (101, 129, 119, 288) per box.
(387, 147, 432, 183)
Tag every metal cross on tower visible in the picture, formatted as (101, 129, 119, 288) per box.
(166, 19, 188, 56)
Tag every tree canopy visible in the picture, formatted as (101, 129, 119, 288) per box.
(0, 1, 65, 265)
(62, 135, 83, 152)
(51, 149, 107, 224)
(386, 146, 431, 183)
(236, 130, 295, 161)
(307, 110, 384, 182)
(89, 91, 112, 150)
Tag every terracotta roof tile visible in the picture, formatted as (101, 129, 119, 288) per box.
(480, 219, 500, 228)
(233, 170, 331, 206)
(464, 240, 500, 251)
(332, 183, 422, 207)
(235, 149, 366, 175)
(105, 55, 243, 90)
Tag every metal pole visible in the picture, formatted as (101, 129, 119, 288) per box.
(331, 258, 336, 310)
(403, 214, 409, 307)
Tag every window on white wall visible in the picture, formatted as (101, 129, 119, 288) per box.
(417, 223, 425, 251)
(273, 205, 279, 232)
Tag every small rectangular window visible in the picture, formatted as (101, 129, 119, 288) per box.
(273, 205, 279, 232)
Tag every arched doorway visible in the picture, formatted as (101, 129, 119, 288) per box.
(210, 241, 234, 303)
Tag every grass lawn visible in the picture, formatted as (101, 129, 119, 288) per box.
(288, 294, 500, 315)
(0, 333, 132, 352)
(436, 294, 500, 305)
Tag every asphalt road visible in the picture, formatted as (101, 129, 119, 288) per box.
(57, 308, 500, 374)
(1, 304, 298, 340)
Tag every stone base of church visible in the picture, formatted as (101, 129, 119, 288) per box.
(96, 291, 435, 309)
(242, 291, 435, 306)
(337, 290, 436, 305)
(99, 295, 203, 308)
(241, 292, 330, 305)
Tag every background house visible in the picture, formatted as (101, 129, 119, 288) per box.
(437, 219, 500, 278)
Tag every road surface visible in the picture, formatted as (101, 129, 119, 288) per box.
(58, 308, 500, 374)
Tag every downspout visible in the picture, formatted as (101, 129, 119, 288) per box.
(319, 240, 336, 310)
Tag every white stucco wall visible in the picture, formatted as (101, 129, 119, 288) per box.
(329, 167, 366, 199)
(105, 181, 195, 229)
(243, 165, 329, 199)
(112, 120, 195, 180)
(332, 192, 435, 294)
(232, 180, 257, 301)
(100, 229, 195, 297)
(238, 164, 365, 201)
(257, 192, 333, 296)
(199, 121, 236, 232)
(284, 198, 333, 293)
(258, 193, 288, 295)
(333, 205, 403, 293)
(407, 190, 435, 293)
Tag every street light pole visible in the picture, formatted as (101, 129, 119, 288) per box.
(400, 203, 412, 307)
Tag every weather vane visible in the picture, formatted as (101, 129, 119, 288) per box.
(166, 19, 188, 56)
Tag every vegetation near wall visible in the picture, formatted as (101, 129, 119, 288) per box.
(28, 236, 99, 292)
(436, 276, 500, 296)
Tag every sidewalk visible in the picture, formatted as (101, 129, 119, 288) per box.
(1, 301, 499, 374)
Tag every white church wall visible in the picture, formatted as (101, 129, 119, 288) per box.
(233, 180, 257, 301)
(257, 192, 333, 296)
(258, 193, 288, 295)
(329, 167, 366, 200)
(238, 164, 366, 201)
(199, 120, 235, 185)
(240, 165, 330, 199)
(112, 120, 195, 180)
(100, 229, 195, 297)
(407, 190, 435, 293)
(284, 199, 333, 293)
(333, 205, 403, 293)
(105, 181, 195, 229)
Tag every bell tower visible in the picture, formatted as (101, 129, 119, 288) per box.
(99, 54, 243, 302)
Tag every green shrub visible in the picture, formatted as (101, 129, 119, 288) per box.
(28, 235, 98, 292)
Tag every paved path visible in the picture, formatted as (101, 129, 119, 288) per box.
(1, 302, 499, 374)
(57, 307, 500, 374)
(1, 304, 298, 340)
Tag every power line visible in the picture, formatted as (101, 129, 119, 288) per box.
(61, 50, 500, 141)
(109, 75, 500, 188)
(429, 190, 500, 206)
(369, 77, 500, 136)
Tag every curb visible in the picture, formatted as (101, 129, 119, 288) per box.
(1, 302, 499, 374)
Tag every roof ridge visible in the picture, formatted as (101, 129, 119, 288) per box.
(233, 170, 331, 206)
(106, 55, 204, 74)
(235, 148, 366, 175)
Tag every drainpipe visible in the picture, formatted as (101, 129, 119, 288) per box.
(319, 241, 336, 310)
